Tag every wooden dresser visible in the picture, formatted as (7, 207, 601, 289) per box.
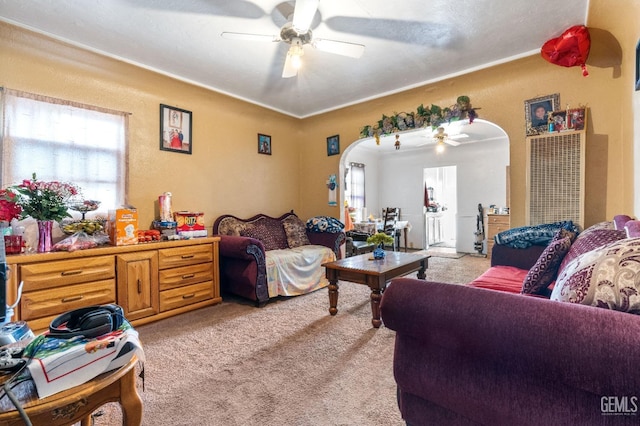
(485, 214, 510, 259)
(5, 237, 220, 333)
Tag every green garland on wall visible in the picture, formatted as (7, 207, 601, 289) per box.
(359, 95, 479, 139)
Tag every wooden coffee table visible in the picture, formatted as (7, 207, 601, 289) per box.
(323, 251, 429, 328)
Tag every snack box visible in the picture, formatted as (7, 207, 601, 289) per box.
(174, 211, 206, 236)
(107, 207, 139, 246)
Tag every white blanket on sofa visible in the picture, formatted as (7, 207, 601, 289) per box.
(265, 245, 336, 297)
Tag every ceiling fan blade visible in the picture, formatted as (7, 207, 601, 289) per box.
(282, 48, 298, 78)
(292, 0, 319, 34)
(445, 139, 461, 146)
(221, 32, 279, 42)
(448, 133, 469, 140)
(313, 38, 365, 58)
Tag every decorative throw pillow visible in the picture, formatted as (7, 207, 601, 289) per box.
(551, 238, 640, 314)
(240, 223, 288, 251)
(521, 236, 572, 295)
(558, 228, 626, 274)
(306, 216, 345, 233)
(282, 215, 311, 248)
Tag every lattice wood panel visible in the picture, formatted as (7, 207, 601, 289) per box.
(526, 131, 585, 227)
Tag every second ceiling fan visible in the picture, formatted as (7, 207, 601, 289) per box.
(221, 0, 365, 78)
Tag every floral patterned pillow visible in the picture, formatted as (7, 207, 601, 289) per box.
(521, 236, 572, 295)
(240, 222, 288, 251)
(306, 216, 344, 233)
(282, 215, 310, 248)
(550, 238, 640, 314)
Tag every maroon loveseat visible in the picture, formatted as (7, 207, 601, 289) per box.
(213, 212, 345, 306)
(381, 220, 640, 425)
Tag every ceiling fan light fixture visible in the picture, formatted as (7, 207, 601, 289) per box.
(436, 141, 445, 153)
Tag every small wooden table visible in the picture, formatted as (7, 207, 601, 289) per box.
(0, 355, 142, 425)
(323, 251, 429, 328)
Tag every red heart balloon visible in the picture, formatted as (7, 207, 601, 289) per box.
(541, 25, 590, 76)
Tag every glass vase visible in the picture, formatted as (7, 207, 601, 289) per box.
(37, 220, 54, 253)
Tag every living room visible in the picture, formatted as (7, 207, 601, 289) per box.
(1, 0, 639, 424)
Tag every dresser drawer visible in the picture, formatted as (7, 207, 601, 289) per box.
(159, 262, 214, 291)
(158, 244, 213, 269)
(160, 281, 213, 312)
(20, 256, 115, 291)
(487, 214, 510, 226)
(20, 279, 116, 322)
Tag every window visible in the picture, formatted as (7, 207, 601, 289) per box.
(348, 162, 365, 209)
(1, 89, 128, 216)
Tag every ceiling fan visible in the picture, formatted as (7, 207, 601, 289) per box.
(221, 0, 365, 78)
(414, 126, 467, 151)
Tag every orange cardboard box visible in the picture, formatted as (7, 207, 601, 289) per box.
(108, 207, 139, 246)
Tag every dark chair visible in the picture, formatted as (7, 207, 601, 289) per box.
(345, 230, 375, 257)
(382, 207, 400, 251)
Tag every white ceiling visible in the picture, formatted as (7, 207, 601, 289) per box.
(0, 0, 589, 119)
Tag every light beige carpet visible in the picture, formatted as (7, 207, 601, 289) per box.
(92, 255, 490, 426)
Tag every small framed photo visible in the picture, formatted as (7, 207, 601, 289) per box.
(550, 111, 567, 131)
(258, 133, 271, 155)
(567, 108, 586, 130)
(327, 135, 340, 156)
(524, 93, 560, 134)
(160, 104, 192, 154)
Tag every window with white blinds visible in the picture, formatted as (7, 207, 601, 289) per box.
(348, 162, 365, 209)
(1, 89, 128, 215)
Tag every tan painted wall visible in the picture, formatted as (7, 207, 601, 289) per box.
(301, 0, 639, 227)
(0, 23, 302, 230)
(0, 0, 638, 231)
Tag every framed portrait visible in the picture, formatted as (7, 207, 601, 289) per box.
(524, 93, 560, 134)
(258, 133, 271, 155)
(160, 104, 192, 154)
(327, 135, 340, 156)
(636, 39, 640, 91)
(567, 108, 586, 130)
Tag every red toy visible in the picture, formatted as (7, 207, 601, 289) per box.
(541, 25, 590, 76)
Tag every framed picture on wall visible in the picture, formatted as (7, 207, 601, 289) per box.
(160, 104, 192, 154)
(258, 133, 271, 155)
(327, 135, 340, 156)
(524, 93, 560, 135)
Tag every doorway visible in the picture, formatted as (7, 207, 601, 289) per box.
(424, 166, 457, 249)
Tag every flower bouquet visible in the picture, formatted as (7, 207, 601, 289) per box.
(7, 173, 80, 252)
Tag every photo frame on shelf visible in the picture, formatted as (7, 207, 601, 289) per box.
(327, 135, 340, 156)
(567, 108, 586, 130)
(160, 104, 192, 154)
(258, 133, 272, 155)
(550, 110, 567, 132)
(524, 93, 560, 135)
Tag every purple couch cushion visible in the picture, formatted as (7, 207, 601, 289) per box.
(521, 237, 571, 295)
(240, 219, 288, 251)
(551, 238, 640, 314)
(613, 214, 634, 230)
(624, 220, 640, 237)
(282, 215, 310, 248)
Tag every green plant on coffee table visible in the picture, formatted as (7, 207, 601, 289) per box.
(366, 232, 394, 247)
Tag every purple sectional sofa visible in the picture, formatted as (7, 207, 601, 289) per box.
(381, 219, 640, 425)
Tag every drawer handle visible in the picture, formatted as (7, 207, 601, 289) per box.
(62, 295, 83, 303)
(182, 274, 195, 279)
(182, 293, 195, 299)
(181, 255, 195, 259)
(61, 270, 83, 276)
